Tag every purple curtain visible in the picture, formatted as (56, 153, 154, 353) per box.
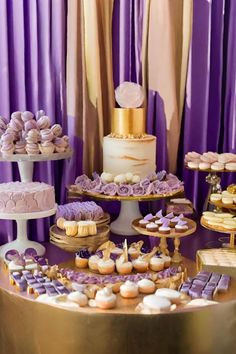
(113, 0, 236, 213)
(112, 0, 168, 172)
(0, 0, 67, 244)
(180, 0, 236, 211)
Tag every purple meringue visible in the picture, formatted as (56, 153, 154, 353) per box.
(40, 129, 54, 142)
(0, 116, 8, 129)
(144, 213, 154, 221)
(51, 124, 62, 137)
(24, 119, 38, 132)
(35, 110, 46, 120)
(155, 210, 163, 219)
(21, 111, 34, 122)
(37, 115, 51, 130)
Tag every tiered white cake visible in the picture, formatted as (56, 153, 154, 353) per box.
(103, 83, 156, 179)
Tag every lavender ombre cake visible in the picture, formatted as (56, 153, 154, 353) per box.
(56, 201, 104, 221)
(0, 182, 55, 213)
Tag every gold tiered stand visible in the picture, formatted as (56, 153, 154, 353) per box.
(132, 217, 197, 263)
(185, 164, 235, 210)
(201, 217, 236, 249)
(68, 186, 184, 235)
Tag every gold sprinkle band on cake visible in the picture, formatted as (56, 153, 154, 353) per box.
(112, 108, 145, 137)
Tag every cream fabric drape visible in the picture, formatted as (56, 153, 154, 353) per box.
(67, 0, 114, 175)
(142, 0, 193, 172)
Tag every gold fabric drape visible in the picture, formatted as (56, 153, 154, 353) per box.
(67, 0, 114, 175)
(142, 0, 193, 172)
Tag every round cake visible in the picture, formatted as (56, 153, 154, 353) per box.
(0, 182, 55, 213)
(103, 107, 157, 179)
(103, 135, 156, 179)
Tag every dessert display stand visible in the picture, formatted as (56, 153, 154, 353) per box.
(132, 217, 197, 262)
(0, 151, 72, 257)
(68, 188, 183, 235)
(185, 166, 235, 210)
(201, 217, 236, 249)
(0, 207, 57, 257)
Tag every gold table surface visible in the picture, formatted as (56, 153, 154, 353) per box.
(1, 258, 236, 354)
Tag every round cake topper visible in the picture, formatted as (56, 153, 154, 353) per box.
(115, 82, 144, 108)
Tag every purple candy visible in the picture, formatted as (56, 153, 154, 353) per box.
(144, 213, 154, 221)
(24, 248, 38, 258)
(155, 210, 163, 219)
(5, 249, 19, 261)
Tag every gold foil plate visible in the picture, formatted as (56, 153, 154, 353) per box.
(50, 225, 110, 252)
(132, 217, 196, 239)
(200, 217, 236, 234)
(68, 186, 184, 202)
(185, 164, 234, 173)
(209, 200, 236, 211)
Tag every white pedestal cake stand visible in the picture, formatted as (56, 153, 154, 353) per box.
(68, 188, 184, 236)
(0, 206, 57, 258)
(0, 151, 72, 257)
(0, 151, 73, 182)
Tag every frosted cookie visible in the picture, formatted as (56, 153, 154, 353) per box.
(187, 161, 199, 169)
(149, 257, 165, 272)
(155, 288, 182, 304)
(137, 279, 155, 294)
(68, 291, 88, 307)
(132, 257, 149, 273)
(225, 162, 236, 171)
(211, 162, 224, 171)
(142, 295, 171, 312)
(222, 198, 233, 205)
(94, 287, 116, 309)
(146, 222, 158, 232)
(120, 281, 139, 298)
(199, 162, 211, 170)
(97, 258, 115, 275)
(88, 255, 101, 271)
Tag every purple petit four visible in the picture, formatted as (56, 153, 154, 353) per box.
(144, 213, 154, 221)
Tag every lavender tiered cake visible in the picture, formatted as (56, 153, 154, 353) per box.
(0, 182, 55, 213)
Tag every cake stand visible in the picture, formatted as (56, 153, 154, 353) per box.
(0, 151, 72, 257)
(0, 151, 73, 182)
(68, 187, 184, 235)
(209, 200, 236, 215)
(0, 206, 57, 258)
(132, 217, 197, 262)
(200, 217, 236, 249)
(185, 165, 235, 211)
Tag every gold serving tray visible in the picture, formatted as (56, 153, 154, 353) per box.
(200, 217, 236, 234)
(68, 186, 184, 202)
(209, 200, 236, 211)
(50, 225, 110, 252)
(132, 217, 196, 239)
(185, 164, 235, 173)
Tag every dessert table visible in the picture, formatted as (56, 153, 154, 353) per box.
(1, 228, 236, 354)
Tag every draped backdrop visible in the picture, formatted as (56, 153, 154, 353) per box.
(0, 0, 235, 244)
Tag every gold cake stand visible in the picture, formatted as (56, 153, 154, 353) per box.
(68, 186, 184, 236)
(201, 216, 236, 249)
(209, 200, 236, 215)
(185, 164, 236, 211)
(132, 217, 197, 263)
